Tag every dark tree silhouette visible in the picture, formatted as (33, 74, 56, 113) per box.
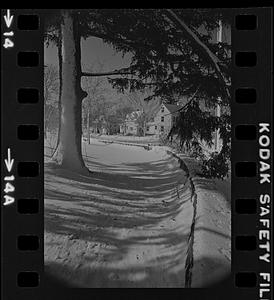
(45, 9, 231, 177)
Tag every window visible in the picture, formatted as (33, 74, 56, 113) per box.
(155, 125, 157, 130)
(161, 107, 165, 113)
(161, 116, 164, 122)
(130, 127, 133, 131)
(146, 126, 149, 131)
(161, 126, 164, 132)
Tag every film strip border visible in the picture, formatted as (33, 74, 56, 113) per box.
(232, 8, 272, 300)
(1, 9, 44, 298)
(1, 8, 272, 300)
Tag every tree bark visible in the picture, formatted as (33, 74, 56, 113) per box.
(52, 10, 89, 174)
(52, 26, 63, 157)
(45, 105, 55, 139)
(87, 108, 91, 144)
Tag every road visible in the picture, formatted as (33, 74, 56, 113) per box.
(44, 139, 194, 287)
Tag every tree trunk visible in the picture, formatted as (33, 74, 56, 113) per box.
(52, 10, 89, 174)
(52, 27, 63, 157)
(44, 108, 48, 139)
(45, 105, 54, 139)
(87, 108, 91, 144)
(143, 121, 146, 137)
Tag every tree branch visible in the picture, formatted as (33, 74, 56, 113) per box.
(164, 9, 230, 99)
(81, 68, 135, 77)
(177, 86, 200, 113)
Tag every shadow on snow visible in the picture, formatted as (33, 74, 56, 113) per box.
(44, 148, 227, 287)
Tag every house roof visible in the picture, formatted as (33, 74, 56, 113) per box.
(144, 103, 179, 122)
(126, 110, 142, 121)
(164, 103, 181, 114)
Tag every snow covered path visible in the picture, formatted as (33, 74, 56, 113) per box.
(44, 140, 193, 287)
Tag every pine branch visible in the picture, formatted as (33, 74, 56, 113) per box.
(164, 9, 230, 100)
(177, 86, 200, 113)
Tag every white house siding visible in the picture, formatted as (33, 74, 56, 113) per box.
(122, 104, 179, 136)
(153, 104, 176, 135)
(125, 120, 138, 135)
(146, 121, 156, 135)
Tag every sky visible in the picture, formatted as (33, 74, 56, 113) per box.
(45, 36, 132, 72)
(45, 36, 134, 103)
(44, 23, 231, 105)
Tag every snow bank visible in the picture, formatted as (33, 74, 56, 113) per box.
(164, 149, 231, 287)
(91, 134, 160, 145)
(191, 175, 231, 287)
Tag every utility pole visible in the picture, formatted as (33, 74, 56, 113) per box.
(215, 19, 222, 152)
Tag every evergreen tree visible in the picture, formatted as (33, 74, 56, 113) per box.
(45, 9, 231, 177)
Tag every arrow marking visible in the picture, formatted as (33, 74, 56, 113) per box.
(4, 9, 13, 28)
(4, 148, 14, 172)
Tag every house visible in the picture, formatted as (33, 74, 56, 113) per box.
(120, 109, 143, 135)
(120, 103, 181, 136)
(146, 103, 181, 135)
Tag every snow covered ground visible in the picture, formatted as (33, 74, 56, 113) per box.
(86, 134, 160, 145)
(44, 138, 231, 288)
(191, 175, 231, 287)
(172, 154, 231, 287)
(44, 139, 194, 287)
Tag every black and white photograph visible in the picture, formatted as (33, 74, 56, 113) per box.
(44, 9, 231, 288)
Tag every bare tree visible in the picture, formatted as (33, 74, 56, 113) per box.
(112, 96, 134, 135)
(82, 62, 109, 143)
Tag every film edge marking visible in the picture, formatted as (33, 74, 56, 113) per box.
(258, 123, 271, 300)
(259, 123, 271, 184)
(3, 9, 14, 49)
(3, 148, 15, 206)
